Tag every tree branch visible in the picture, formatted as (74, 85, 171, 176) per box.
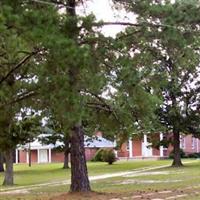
(0, 90, 38, 109)
(84, 90, 121, 124)
(93, 21, 141, 27)
(86, 102, 111, 112)
(0, 50, 39, 85)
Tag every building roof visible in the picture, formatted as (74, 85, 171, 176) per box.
(18, 135, 115, 150)
(84, 135, 114, 148)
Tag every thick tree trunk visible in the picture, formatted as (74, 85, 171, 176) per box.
(63, 148, 70, 169)
(0, 152, 4, 172)
(3, 149, 14, 186)
(66, 0, 90, 192)
(70, 125, 91, 192)
(172, 130, 183, 167)
(63, 137, 70, 169)
(28, 144, 31, 167)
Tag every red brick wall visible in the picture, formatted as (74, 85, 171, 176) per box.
(51, 150, 64, 162)
(85, 148, 98, 160)
(164, 134, 200, 157)
(183, 135, 200, 154)
(19, 150, 38, 163)
(153, 148, 160, 156)
(31, 150, 37, 163)
(51, 148, 99, 162)
(133, 139, 142, 156)
(19, 150, 27, 163)
(117, 143, 129, 157)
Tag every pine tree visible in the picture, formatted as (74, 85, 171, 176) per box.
(113, 0, 200, 167)
(0, 0, 42, 184)
(22, 0, 114, 192)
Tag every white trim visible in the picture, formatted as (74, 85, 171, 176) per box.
(113, 139, 117, 147)
(129, 138, 133, 158)
(180, 136, 185, 149)
(192, 137, 195, 150)
(48, 148, 51, 163)
(160, 133, 164, 157)
(142, 135, 153, 157)
(143, 135, 148, 157)
(183, 138, 186, 149)
(17, 146, 54, 150)
(38, 149, 48, 163)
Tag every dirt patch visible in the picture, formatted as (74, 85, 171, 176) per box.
(114, 179, 182, 185)
(122, 171, 172, 178)
(48, 192, 120, 200)
(47, 186, 200, 200)
(0, 189, 30, 195)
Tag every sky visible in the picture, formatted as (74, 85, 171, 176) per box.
(79, 0, 136, 37)
(32, 0, 136, 37)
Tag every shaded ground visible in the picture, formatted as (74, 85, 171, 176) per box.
(49, 185, 200, 200)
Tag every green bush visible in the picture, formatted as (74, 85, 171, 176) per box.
(102, 149, 117, 165)
(187, 153, 200, 158)
(91, 148, 104, 162)
(169, 148, 186, 159)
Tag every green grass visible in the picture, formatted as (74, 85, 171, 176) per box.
(1, 163, 70, 186)
(1, 159, 200, 200)
(0, 159, 171, 187)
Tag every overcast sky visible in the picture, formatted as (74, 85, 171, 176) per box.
(79, 0, 136, 37)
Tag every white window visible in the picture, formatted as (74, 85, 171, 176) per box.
(180, 136, 185, 149)
(192, 137, 195, 149)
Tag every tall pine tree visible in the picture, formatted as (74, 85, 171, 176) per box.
(113, 0, 200, 166)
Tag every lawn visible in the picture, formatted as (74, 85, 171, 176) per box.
(0, 159, 171, 187)
(0, 159, 200, 200)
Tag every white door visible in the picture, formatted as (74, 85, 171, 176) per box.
(39, 149, 48, 163)
(142, 142, 153, 157)
(146, 144, 153, 157)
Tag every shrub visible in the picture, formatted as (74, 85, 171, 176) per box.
(187, 153, 200, 158)
(91, 148, 104, 162)
(169, 148, 186, 159)
(102, 149, 117, 165)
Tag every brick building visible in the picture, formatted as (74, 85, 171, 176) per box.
(16, 133, 114, 164)
(117, 133, 200, 159)
(16, 132, 200, 163)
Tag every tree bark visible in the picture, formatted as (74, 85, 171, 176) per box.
(172, 130, 183, 167)
(28, 143, 32, 167)
(63, 149, 69, 169)
(70, 125, 91, 192)
(0, 152, 4, 172)
(63, 139, 70, 169)
(65, 0, 91, 192)
(3, 149, 14, 185)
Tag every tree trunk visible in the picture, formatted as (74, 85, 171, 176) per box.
(63, 150, 69, 169)
(28, 143, 31, 167)
(172, 130, 183, 167)
(0, 152, 4, 172)
(63, 140, 70, 169)
(3, 149, 14, 186)
(70, 125, 91, 192)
